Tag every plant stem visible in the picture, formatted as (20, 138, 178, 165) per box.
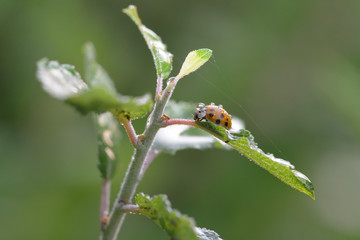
(101, 79, 177, 240)
(100, 179, 111, 229)
(155, 76, 163, 101)
(121, 118, 138, 147)
(163, 119, 196, 127)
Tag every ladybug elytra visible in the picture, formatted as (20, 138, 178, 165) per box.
(193, 103, 232, 130)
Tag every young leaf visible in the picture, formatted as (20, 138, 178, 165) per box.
(195, 122, 315, 199)
(176, 49, 212, 80)
(136, 193, 223, 240)
(123, 5, 173, 79)
(95, 112, 122, 179)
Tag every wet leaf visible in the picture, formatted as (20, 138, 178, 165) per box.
(36, 58, 88, 100)
(177, 49, 212, 80)
(136, 193, 223, 240)
(95, 112, 122, 179)
(195, 121, 315, 199)
(123, 5, 173, 79)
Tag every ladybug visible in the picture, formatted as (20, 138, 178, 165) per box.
(193, 103, 232, 130)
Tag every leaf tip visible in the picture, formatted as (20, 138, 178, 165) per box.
(123, 5, 141, 25)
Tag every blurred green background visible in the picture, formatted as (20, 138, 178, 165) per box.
(1, 0, 360, 239)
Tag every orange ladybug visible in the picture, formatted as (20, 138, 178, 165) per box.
(193, 103, 232, 130)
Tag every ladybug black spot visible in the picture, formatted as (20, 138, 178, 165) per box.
(216, 119, 221, 124)
(208, 113, 214, 118)
(225, 122, 228, 127)
(220, 113, 224, 119)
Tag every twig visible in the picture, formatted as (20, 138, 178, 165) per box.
(121, 118, 138, 147)
(162, 119, 196, 127)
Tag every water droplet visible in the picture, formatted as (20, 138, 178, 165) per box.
(251, 145, 295, 169)
(265, 153, 295, 169)
(226, 131, 239, 141)
(196, 102, 205, 108)
(292, 170, 314, 192)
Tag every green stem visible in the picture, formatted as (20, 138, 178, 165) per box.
(101, 79, 176, 240)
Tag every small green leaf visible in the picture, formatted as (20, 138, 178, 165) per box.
(123, 5, 173, 79)
(136, 193, 222, 240)
(136, 193, 198, 240)
(195, 122, 315, 199)
(177, 49, 212, 80)
(95, 112, 122, 179)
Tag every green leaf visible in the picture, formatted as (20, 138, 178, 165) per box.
(110, 93, 154, 120)
(36, 58, 88, 100)
(65, 88, 121, 114)
(123, 5, 173, 79)
(95, 112, 122, 179)
(195, 121, 315, 199)
(37, 45, 153, 119)
(177, 49, 212, 80)
(136, 193, 223, 240)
